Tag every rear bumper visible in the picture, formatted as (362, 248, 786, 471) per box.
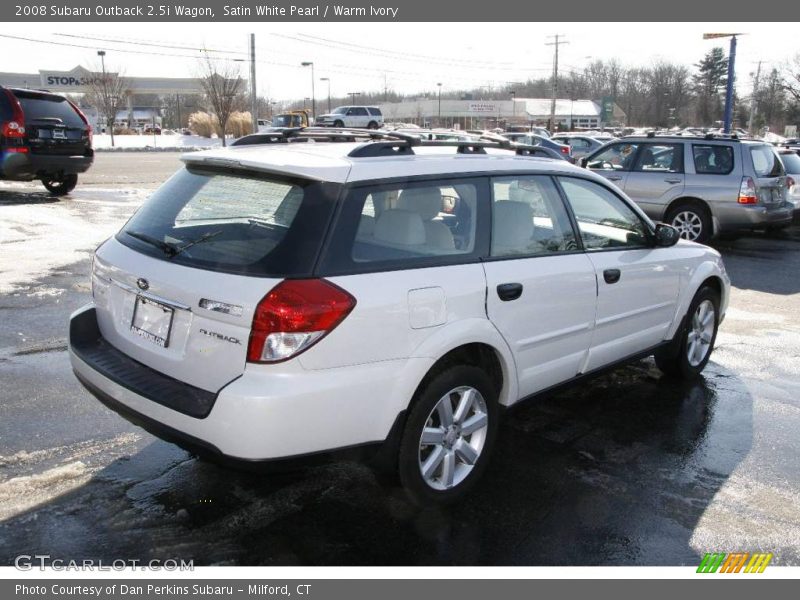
(69, 304, 415, 464)
(1, 150, 93, 180)
(713, 201, 793, 231)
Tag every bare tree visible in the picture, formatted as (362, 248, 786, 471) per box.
(783, 54, 800, 105)
(84, 64, 130, 147)
(197, 55, 244, 147)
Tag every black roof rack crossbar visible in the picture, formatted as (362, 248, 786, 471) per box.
(347, 139, 562, 159)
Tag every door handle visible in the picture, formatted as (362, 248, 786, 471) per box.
(603, 269, 621, 284)
(497, 283, 523, 301)
(664, 178, 683, 184)
(607, 176, 623, 181)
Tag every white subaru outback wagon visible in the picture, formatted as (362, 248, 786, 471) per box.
(69, 129, 730, 505)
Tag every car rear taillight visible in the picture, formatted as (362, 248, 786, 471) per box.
(67, 99, 93, 145)
(247, 279, 356, 363)
(787, 176, 795, 189)
(560, 145, 570, 155)
(1, 89, 28, 152)
(738, 176, 758, 204)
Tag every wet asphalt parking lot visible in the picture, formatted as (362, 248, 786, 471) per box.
(0, 152, 799, 566)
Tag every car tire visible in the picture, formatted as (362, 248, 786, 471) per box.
(655, 285, 720, 379)
(398, 365, 499, 506)
(666, 203, 712, 244)
(333, 120, 344, 128)
(42, 174, 78, 196)
(367, 121, 379, 130)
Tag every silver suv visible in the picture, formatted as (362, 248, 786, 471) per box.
(582, 134, 793, 243)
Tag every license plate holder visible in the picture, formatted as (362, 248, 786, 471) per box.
(131, 296, 174, 348)
(52, 128, 66, 140)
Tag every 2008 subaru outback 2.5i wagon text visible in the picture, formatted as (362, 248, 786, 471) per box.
(69, 129, 730, 505)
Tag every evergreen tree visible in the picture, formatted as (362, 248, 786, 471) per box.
(692, 47, 728, 125)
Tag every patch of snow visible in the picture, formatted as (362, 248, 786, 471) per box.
(93, 134, 221, 152)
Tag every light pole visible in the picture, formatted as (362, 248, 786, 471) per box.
(97, 50, 108, 134)
(703, 33, 743, 134)
(510, 90, 516, 120)
(348, 91, 360, 104)
(320, 77, 331, 113)
(301, 61, 316, 121)
(437, 82, 442, 127)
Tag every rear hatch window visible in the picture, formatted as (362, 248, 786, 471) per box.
(750, 145, 784, 177)
(0, 90, 12, 120)
(15, 91, 85, 129)
(117, 166, 338, 277)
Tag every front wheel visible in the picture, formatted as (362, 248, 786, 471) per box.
(398, 365, 498, 506)
(333, 120, 344, 128)
(655, 286, 720, 379)
(666, 203, 712, 244)
(42, 174, 78, 196)
(367, 121, 379, 130)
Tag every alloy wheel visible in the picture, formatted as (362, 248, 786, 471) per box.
(671, 211, 703, 241)
(687, 299, 716, 367)
(417, 386, 489, 491)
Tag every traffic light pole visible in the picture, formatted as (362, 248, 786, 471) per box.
(723, 35, 737, 134)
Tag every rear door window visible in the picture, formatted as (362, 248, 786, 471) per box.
(490, 176, 578, 256)
(117, 167, 337, 277)
(692, 144, 734, 174)
(633, 143, 683, 173)
(367, 107, 382, 116)
(320, 177, 488, 274)
(14, 92, 85, 128)
(749, 145, 784, 177)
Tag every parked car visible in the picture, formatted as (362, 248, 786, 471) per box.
(499, 131, 573, 162)
(315, 106, 384, 129)
(551, 133, 612, 160)
(0, 86, 93, 195)
(69, 132, 729, 505)
(581, 134, 793, 243)
(776, 148, 800, 216)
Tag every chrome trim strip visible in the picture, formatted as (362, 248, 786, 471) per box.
(107, 278, 192, 311)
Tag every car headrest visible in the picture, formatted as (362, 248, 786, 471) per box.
(398, 187, 443, 221)
(493, 201, 533, 248)
(374, 209, 426, 246)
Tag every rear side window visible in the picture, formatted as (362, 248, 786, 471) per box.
(350, 107, 369, 116)
(320, 178, 488, 274)
(749, 146, 784, 177)
(692, 144, 734, 174)
(14, 92, 85, 128)
(367, 107, 382, 117)
(779, 152, 800, 174)
(117, 167, 337, 277)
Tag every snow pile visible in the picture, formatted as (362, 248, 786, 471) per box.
(0, 187, 146, 294)
(93, 133, 221, 152)
(0, 461, 91, 521)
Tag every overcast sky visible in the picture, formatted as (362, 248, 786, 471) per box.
(2, 22, 798, 103)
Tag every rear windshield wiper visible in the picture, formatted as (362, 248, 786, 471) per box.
(171, 230, 223, 257)
(125, 230, 180, 257)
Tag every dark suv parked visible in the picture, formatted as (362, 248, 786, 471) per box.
(1, 87, 94, 195)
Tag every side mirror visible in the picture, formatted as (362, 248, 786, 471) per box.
(654, 223, 680, 247)
(580, 157, 589, 168)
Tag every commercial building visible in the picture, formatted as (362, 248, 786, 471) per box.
(378, 98, 626, 130)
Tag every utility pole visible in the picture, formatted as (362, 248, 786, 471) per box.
(748, 60, 762, 135)
(249, 34, 258, 133)
(546, 35, 568, 132)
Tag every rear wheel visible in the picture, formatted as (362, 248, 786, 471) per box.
(398, 365, 498, 506)
(42, 174, 78, 196)
(666, 202, 712, 244)
(367, 121, 379, 130)
(333, 120, 344, 128)
(655, 286, 720, 379)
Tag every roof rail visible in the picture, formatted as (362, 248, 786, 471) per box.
(637, 131, 743, 142)
(228, 126, 562, 160)
(347, 138, 561, 159)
